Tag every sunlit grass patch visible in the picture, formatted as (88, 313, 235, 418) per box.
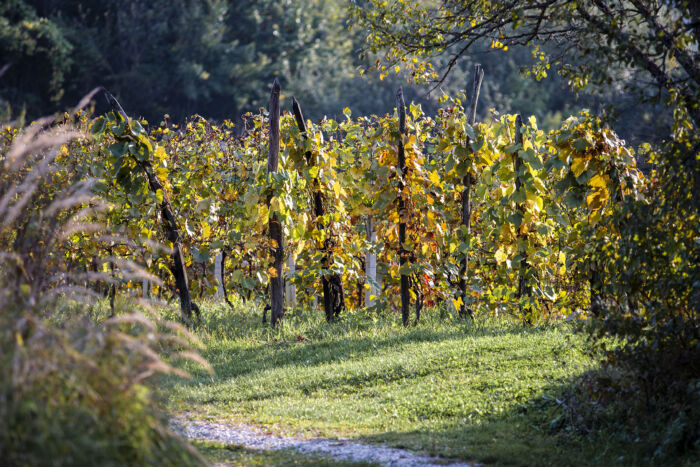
(167, 302, 613, 465)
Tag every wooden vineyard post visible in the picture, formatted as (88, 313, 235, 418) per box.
(285, 253, 297, 309)
(220, 250, 236, 308)
(364, 217, 379, 307)
(214, 252, 224, 301)
(396, 88, 411, 327)
(267, 78, 285, 326)
(142, 278, 150, 298)
(104, 90, 197, 326)
(513, 115, 531, 316)
(458, 64, 484, 319)
(291, 97, 345, 321)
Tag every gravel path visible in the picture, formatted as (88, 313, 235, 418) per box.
(171, 416, 476, 466)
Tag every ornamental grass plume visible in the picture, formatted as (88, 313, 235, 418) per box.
(0, 93, 210, 466)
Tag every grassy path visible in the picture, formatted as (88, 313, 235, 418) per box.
(166, 304, 628, 466)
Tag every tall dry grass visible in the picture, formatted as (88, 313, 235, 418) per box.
(0, 93, 210, 466)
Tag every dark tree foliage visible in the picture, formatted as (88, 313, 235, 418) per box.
(0, 0, 667, 144)
(2, 0, 360, 122)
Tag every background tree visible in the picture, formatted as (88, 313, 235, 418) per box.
(1, 0, 671, 146)
(351, 0, 697, 140)
(0, 0, 72, 119)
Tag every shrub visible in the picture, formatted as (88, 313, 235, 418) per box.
(583, 139, 699, 458)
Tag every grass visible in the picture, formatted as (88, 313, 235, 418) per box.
(164, 300, 666, 466)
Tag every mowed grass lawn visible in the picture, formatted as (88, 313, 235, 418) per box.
(167, 302, 631, 466)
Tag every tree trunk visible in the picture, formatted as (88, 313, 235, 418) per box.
(396, 88, 411, 327)
(89, 256, 100, 295)
(267, 78, 285, 326)
(458, 63, 484, 319)
(291, 96, 345, 321)
(590, 262, 603, 317)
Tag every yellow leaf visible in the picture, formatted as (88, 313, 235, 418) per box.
(452, 297, 463, 310)
(429, 170, 440, 185)
(258, 205, 269, 223)
(586, 188, 608, 209)
(558, 251, 567, 275)
(154, 145, 168, 161)
(571, 156, 588, 178)
(589, 173, 607, 188)
(495, 246, 508, 264)
(332, 181, 341, 198)
(311, 228, 325, 243)
(404, 134, 417, 150)
(155, 165, 169, 183)
(421, 243, 429, 256)
(267, 266, 278, 278)
(201, 222, 211, 240)
(426, 210, 436, 229)
(270, 196, 283, 214)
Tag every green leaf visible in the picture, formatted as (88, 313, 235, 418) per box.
(464, 124, 475, 140)
(91, 117, 106, 135)
(109, 142, 128, 158)
(398, 262, 413, 275)
(508, 212, 523, 226)
(573, 138, 591, 152)
(505, 143, 522, 154)
(563, 190, 584, 209)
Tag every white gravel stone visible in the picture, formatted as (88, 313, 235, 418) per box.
(171, 416, 476, 466)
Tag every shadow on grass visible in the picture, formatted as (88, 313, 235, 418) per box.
(352, 372, 696, 467)
(355, 393, 587, 466)
(185, 311, 562, 384)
